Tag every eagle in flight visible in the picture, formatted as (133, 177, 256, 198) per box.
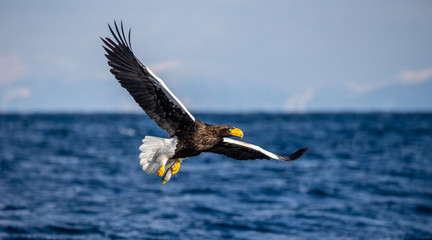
(102, 21, 308, 185)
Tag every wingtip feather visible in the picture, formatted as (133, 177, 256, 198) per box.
(280, 147, 308, 161)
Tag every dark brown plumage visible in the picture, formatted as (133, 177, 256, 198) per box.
(173, 120, 237, 158)
(102, 21, 308, 184)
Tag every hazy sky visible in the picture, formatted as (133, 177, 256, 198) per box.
(1, 0, 431, 113)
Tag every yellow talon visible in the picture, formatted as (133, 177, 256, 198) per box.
(172, 161, 181, 175)
(157, 165, 165, 177)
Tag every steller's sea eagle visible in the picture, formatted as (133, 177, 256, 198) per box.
(102, 21, 308, 185)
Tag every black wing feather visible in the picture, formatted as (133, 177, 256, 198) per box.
(208, 141, 270, 160)
(102, 21, 195, 137)
(207, 139, 308, 161)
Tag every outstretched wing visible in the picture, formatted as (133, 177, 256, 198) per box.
(101, 21, 195, 137)
(207, 138, 308, 161)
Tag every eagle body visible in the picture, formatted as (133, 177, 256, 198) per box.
(174, 120, 233, 158)
(102, 21, 308, 185)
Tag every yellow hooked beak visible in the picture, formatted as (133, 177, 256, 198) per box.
(230, 128, 244, 138)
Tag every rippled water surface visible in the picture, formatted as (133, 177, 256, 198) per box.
(1, 113, 432, 239)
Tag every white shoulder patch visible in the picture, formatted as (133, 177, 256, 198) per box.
(146, 66, 195, 122)
(222, 138, 280, 160)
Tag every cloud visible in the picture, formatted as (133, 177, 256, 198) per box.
(397, 67, 432, 84)
(285, 87, 315, 112)
(0, 54, 28, 86)
(345, 80, 392, 94)
(1, 88, 31, 111)
(346, 66, 432, 94)
(148, 60, 181, 73)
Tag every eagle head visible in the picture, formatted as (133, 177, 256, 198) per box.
(219, 126, 243, 139)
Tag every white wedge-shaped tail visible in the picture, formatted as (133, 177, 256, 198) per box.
(139, 136, 178, 174)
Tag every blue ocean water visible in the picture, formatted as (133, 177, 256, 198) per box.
(1, 113, 431, 239)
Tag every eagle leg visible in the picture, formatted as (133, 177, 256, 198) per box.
(172, 160, 181, 175)
(157, 165, 166, 177)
